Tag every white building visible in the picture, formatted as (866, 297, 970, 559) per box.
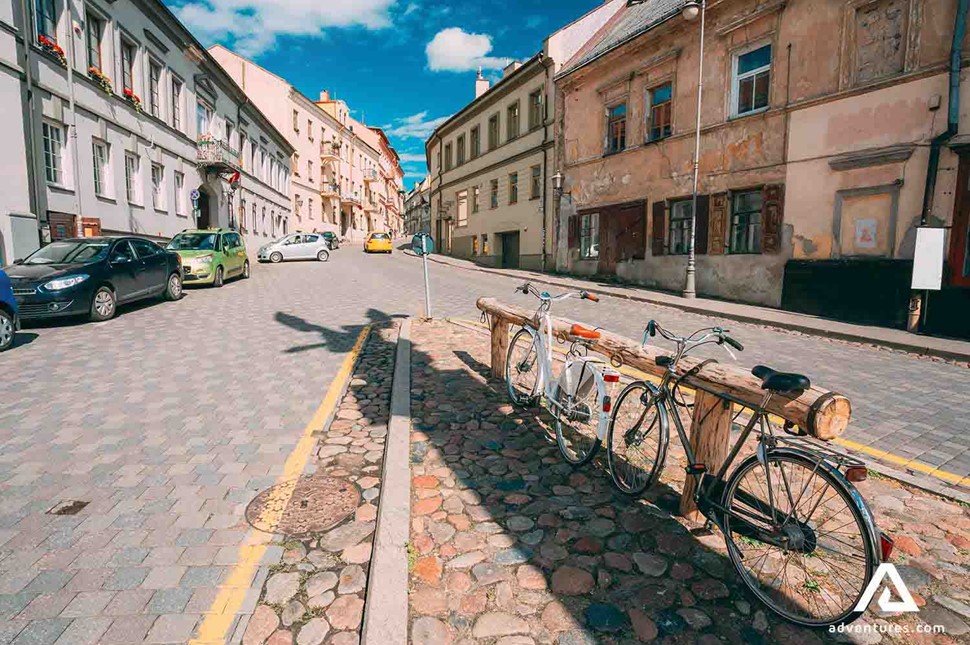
(0, 0, 293, 263)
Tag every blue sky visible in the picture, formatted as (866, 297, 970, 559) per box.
(165, 0, 604, 185)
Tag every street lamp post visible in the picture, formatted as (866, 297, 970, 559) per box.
(683, 0, 704, 299)
(551, 171, 564, 272)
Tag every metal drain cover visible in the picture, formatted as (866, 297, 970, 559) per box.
(245, 475, 360, 536)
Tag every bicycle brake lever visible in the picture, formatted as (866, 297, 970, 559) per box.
(721, 343, 737, 361)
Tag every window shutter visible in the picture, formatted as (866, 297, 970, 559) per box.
(708, 192, 729, 255)
(651, 201, 666, 256)
(762, 184, 785, 253)
(568, 214, 580, 249)
(695, 195, 710, 255)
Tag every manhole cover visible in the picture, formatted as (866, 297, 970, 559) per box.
(47, 500, 89, 515)
(245, 476, 360, 536)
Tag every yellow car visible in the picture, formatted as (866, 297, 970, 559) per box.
(364, 232, 393, 253)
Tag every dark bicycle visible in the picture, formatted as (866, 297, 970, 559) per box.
(607, 320, 894, 628)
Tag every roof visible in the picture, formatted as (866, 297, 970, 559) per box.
(558, 0, 686, 78)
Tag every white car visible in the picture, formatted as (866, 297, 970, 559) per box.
(258, 233, 331, 263)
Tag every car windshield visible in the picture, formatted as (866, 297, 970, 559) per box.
(24, 241, 109, 265)
(371, 234, 390, 240)
(168, 233, 217, 250)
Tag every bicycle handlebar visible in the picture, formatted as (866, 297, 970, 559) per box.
(642, 319, 743, 363)
(517, 282, 598, 304)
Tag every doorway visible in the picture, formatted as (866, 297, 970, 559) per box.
(197, 189, 211, 229)
(598, 201, 646, 274)
(950, 155, 970, 287)
(500, 231, 520, 269)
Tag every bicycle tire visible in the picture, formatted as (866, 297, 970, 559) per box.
(506, 328, 539, 407)
(606, 381, 669, 496)
(554, 378, 601, 468)
(721, 451, 877, 628)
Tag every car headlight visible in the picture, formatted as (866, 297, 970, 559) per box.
(196, 254, 214, 264)
(43, 274, 89, 291)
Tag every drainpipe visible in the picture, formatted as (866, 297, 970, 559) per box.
(233, 96, 250, 231)
(18, 0, 42, 243)
(65, 8, 84, 229)
(540, 54, 551, 273)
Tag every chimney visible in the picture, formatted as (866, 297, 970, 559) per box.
(502, 60, 521, 78)
(475, 68, 490, 98)
(319, 89, 330, 102)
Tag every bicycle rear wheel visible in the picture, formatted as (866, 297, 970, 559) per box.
(506, 328, 539, 407)
(554, 375, 601, 467)
(721, 451, 877, 628)
(606, 381, 669, 496)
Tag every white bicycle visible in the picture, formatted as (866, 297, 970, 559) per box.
(504, 282, 621, 466)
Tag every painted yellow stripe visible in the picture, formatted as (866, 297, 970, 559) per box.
(189, 324, 372, 645)
(451, 317, 970, 490)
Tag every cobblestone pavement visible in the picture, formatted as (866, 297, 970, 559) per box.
(240, 323, 396, 645)
(407, 320, 970, 644)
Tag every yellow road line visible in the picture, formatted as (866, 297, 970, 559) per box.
(189, 325, 372, 645)
(451, 317, 970, 491)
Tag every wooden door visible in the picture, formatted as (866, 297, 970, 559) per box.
(950, 155, 970, 287)
(598, 202, 646, 275)
(502, 232, 520, 269)
(81, 217, 102, 237)
(48, 212, 76, 240)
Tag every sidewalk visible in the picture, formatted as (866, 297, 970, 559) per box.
(424, 254, 970, 363)
(406, 319, 970, 644)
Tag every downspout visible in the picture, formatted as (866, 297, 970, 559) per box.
(920, 0, 968, 226)
(541, 54, 550, 273)
(18, 0, 41, 238)
(234, 96, 249, 231)
(65, 6, 83, 227)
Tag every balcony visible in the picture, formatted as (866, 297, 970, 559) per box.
(321, 141, 340, 162)
(364, 200, 380, 213)
(364, 169, 379, 183)
(196, 137, 239, 171)
(340, 191, 361, 205)
(321, 182, 340, 197)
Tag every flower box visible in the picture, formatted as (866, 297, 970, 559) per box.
(123, 88, 142, 113)
(88, 67, 113, 95)
(38, 35, 66, 67)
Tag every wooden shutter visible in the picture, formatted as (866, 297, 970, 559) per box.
(651, 201, 665, 256)
(708, 192, 728, 255)
(568, 214, 580, 249)
(694, 195, 710, 255)
(762, 184, 785, 253)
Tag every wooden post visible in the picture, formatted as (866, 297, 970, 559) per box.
(679, 391, 733, 521)
(490, 318, 509, 381)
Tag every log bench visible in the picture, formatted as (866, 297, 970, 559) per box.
(476, 297, 852, 520)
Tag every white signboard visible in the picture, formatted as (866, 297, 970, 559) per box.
(912, 227, 946, 291)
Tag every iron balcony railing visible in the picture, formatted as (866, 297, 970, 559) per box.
(196, 138, 239, 169)
(364, 169, 379, 182)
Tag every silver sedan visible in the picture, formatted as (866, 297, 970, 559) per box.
(258, 234, 331, 263)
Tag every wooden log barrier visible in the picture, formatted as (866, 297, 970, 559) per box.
(477, 297, 853, 517)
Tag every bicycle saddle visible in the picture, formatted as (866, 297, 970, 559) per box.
(569, 324, 601, 340)
(751, 365, 811, 394)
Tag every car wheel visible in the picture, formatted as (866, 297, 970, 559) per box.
(270, 252, 283, 263)
(90, 286, 116, 322)
(317, 250, 330, 262)
(242, 260, 251, 279)
(0, 309, 14, 352)
(164, 272, 183, 301)
(213, 266, 225, 288)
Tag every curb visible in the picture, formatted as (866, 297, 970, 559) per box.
(424, 255, 970, 363)
(361, 318, 412, 645)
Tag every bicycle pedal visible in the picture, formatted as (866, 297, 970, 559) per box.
(685, 463, 707, 475)
(690, 521, 716, 537)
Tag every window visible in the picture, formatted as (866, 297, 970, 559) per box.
(733, 44, 771, 116)
(307, 120, 313, 140)
(456, 190, 468, 227)
(508, 173, 518, 205)
(171, 78, 183, 131)
(151, 163, 165, 209)
(581, 212, 599, 259)
(307, 159, 313, 182)
(488, 113, 499, 150)
(470, 126, 481, 158)
(669, 200, 692, 255)
(490, 179, 498, 209)
(456, 135, 465, 166)
(124, 152, 140, 203)
(472, 185, 480, 214)
(196, 101, 212, 137)
(530, 165, 541, 200)
(42, 121, 64, 185)
(482, 233, 489, 255)
(225, 120, 235, 151)
(36, 0, 56, 41)
(86, 14, 103, 70)
(130, 238, 160, 259)
(293, 110, 299, 132)
(472, 236, 480, 255)
(528, 90, 543, 130)
(92, 140, 110, 196)
(507, 101, 520, 140)
(121, 39, 136, 92)
(647, 82, 673, 142)
(308, 198, 314, 220)
(444, 143, 453, 171)
(175, 171, 185, 215)
(607, 104, 627, 154)
(852, 0, 907, 85)
(148, 61, 161, 117)
(730, 190, 764, 253)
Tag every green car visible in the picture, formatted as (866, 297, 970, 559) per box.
(166, 229, 250, 287)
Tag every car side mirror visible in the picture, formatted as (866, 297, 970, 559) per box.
(111, 255, 130, 265)
(13, 258, 23, 265)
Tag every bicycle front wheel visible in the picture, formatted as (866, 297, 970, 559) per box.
(722, 451, 877, 628)
(607, 381, 669, 496)
(506, 328, 539, 407)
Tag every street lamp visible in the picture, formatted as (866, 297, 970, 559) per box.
(551, 171, 564, 195)
(682, 0, 705, 299)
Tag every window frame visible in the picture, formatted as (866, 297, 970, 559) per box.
(150, 162, 165, 210)
(731, 42, 772, 118)
(668, 199, 692, 255)
(120, 37, 137, 94)
(528, 89, 543, 131)
(456, 134, 466, 166)
(471, 185, 480, 214)
(92, 139, 111, 197)
(508, 172, 518, 205)
(148, 59, 162, 118)
(456, 189, 468, 227)
(196, 100, 213, 138)
(506, 101, 520, 141)
(124, 151, 140, 204)
(171, 76, 183, 131)
(470, 125, 481, 159)
(728, 188, 765, 254)
(488, 113, 500, 150)
(530, 165, 541, 200)
(606, 103, 627, 155)
(444, 143, 453, 171)
(646, 81, 673, 143)
(174, 171, 185, 215)
(489, 178, 499, 209)
(35, 0, 57, 42)
(86, 12, 104, 71)
(42, 120, 65, 186)
(580, 212, 599, 259)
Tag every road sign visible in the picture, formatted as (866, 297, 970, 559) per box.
(190, 189, 201, 202)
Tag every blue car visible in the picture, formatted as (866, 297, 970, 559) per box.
(0, 268, 18, 352)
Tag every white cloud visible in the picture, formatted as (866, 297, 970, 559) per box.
(175, 0, 396, 57)
(398, 152, 427, 163)
(426, 27, 509, 72)
(385, 111, 452, 139)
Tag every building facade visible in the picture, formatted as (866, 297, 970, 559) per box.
(554, 0, 968, 335)
(0, 0, 293, 263)
(425, 0, 624, 271)
(404, 177, 430, 236)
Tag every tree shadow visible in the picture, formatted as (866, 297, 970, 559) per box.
(274, 308, 406, 354)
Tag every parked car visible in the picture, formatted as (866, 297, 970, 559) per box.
(257, 233, 331, 263)
(364, 232, 393, 254)
(167, 229, 250, 287)
(5, 237, 182, 323)
(0, 268, 18, 351)
(321, 232, 339, 250)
